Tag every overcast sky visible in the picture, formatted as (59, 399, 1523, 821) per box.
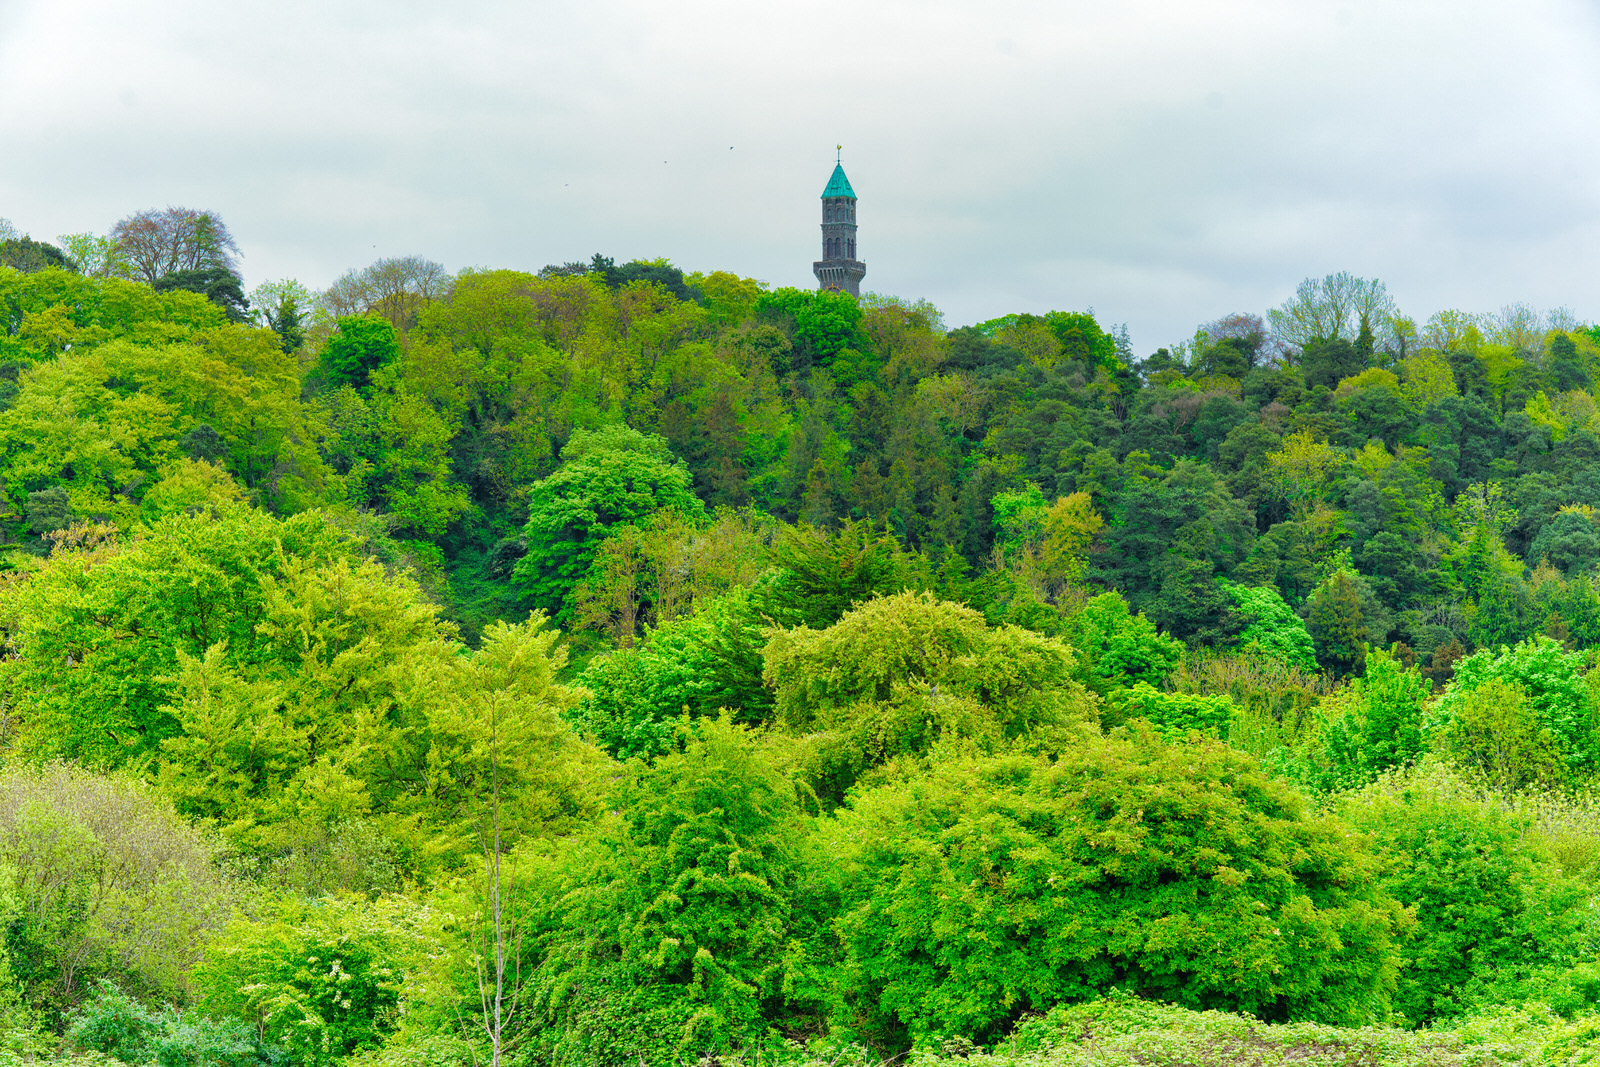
(3, 0, 1599, 353)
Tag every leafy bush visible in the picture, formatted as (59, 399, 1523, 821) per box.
(572, 591, 770, 760)
(1427, 636, 1598, 785)
(1303, 647, 1430, 790)
(0, 763, 237, 1023)
(817, 728, 1406, 1050)
(194, 897, 434, 1067)
(1223, 582, 1317, 671)
(764, 591, 1094, 802)
(1103, 683, 1234, 737)
(512, 718, 813, 1066)
(918, 993, 1600, 1067)
(1333, 764, 1600, 1024)
(69, 980, 277, 1067)
(1067, 593, 1182, 695)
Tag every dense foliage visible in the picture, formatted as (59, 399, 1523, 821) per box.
(0, 225, 1599, 1064)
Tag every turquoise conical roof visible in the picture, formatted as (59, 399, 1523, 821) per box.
(821, 163, 857, 200)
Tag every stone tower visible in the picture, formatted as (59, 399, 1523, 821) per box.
(813, 152, 865, 296)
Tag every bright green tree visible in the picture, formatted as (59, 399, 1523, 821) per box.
(157, 600, 607, 868)
(819, 731, 1406, 1049)
(317, 385, 470, 538)
(0, 503, 607, 871)
(1335, 767, 1599, 1024)
(1067, 591, 1183, 696)
(1107, 683, 1234, 737)
(194, 896, 434, 1067)
(1306, 647, 1431, 790)
(512, 424, 703, 619)
(573, 591, 772, 760)
(0, 329, 330, 523)
(1223, 582, 1318, 671)
(320, 314, 400, 389)
(511, 718, 811, 1066)
(764, 591, 1094, 802)
(1427, 635, 1597, 783)
(0, 269, 225, 365)
(0, 504, 350, 767)
(753, 287, 862, 368)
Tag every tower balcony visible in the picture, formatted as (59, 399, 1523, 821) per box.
(812, 259, 867, 297)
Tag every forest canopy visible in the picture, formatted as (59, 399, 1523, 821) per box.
(1, 213, 1599, 1066)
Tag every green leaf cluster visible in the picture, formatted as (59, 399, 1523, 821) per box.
(1429, 636, 1599, 783)
(817, 731, 1406, 1048)
(509, 719, 809, 1066)
(512, 424, 702, 620)
(763, 591, 1093, 801)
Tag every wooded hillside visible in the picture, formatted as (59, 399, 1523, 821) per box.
(0, 225, 1598, 1066)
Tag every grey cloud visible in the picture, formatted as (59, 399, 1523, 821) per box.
(1, 0, 1598, 352)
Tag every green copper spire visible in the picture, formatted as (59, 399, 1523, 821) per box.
(821, 162, 857, 200)
(814, 148, 864, 295)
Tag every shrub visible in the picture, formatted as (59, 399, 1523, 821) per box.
(1303, 647, 1431, 791)
(1166, 650, 1332, 760)
(818, 728, 1406, 1050)
(69, 980, 275, 1067)
(1067, 592, 1182, 696)
(0, 764, 236, 1023)
(1104, 683, 1234, 738)
(1333, 764, 1600, 1024)
(1427, 636, 1598, 784)
(764, 591, 1093, 803)
(511, 718, 814, 1067)
(194, 897, 434, 1067)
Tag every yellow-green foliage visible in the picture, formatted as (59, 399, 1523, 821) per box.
(0, 763, 238, 1019)
(0, 503, 355, 767)
(1334, 367, 1402, 401)
(1505, 787, 1600, 880)
(498, 718, 810, 1067)
(763, 591, 1095, 800)
(1105, 682, 1234, 737)
(195, 896, 441, 1067)
(0, 504, 610, 878)
(1398, 349, 1459, 409)
(1167, 650, 1334, 759)
(1525, 390, 1600, 443)
(157, 587, 608, 872)
(1332, 763, 1600, 1024)
(0, 267, 226, 364)
(817, 729, 1406, 1048)
(924, 995, 1600, 1067)
(0, 330, 329, 525)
